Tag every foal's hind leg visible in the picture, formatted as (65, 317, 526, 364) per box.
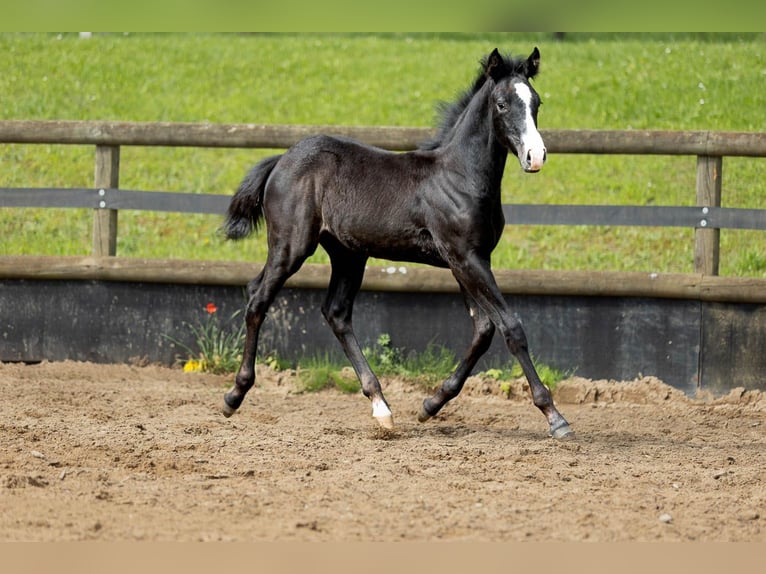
(321, 244, 393, 429)
(419, 286, 494, 422)
(223, 244, 315, 417)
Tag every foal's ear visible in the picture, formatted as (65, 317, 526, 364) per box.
(525, 47, 541, 79)
(485, 48, 508, 82)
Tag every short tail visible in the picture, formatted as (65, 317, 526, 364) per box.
(223, 154, 282, 240)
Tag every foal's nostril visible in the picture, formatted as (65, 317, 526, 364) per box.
(543, 149, 547, 163)
(526, 150, 532, 164)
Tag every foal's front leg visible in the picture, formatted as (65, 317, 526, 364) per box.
(445, 254, 573, 439)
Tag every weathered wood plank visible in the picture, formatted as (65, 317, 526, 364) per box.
(544, 129, 766, 157)
(0, 120, 432, 151)
(92, 145, 120, 257)
(1, 120, 766, 156)
(2, 256, 765, 304)
(694, 155, 722, 275)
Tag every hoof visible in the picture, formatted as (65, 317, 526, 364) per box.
(550, 423, 575, 440)
(222, 401, 238, 418)
(371, 397, 393, 429)
(417, 406, 432, 423)
(374, 414, 395, 430)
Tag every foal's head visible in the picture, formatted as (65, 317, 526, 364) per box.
(485, 47, 547, 173)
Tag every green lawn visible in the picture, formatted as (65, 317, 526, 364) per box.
(1, 32, 764, 276)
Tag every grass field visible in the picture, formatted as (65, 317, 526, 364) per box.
(1, 32, 764, 276)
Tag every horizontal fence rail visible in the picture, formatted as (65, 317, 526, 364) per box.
(0, 187, 231, 214)
(3, 256, 766, 304)
(2, 187, 766, 232)
(2, 120, 766, 155)
(502, 204, 766, 231)
(1, 120, 765, 275)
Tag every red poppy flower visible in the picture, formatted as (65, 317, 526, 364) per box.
(205, 302, 218, 314)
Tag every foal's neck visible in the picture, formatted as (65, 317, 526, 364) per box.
(442, 81, 508, 195)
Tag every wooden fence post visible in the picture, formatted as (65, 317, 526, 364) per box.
(92, 144, 120, 256)
(694, 155, 722, 275)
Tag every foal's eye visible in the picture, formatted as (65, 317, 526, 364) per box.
(496, 101, 507, 112)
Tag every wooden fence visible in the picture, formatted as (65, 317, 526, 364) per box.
(2, 120, 766, 277)
(2, 121, 766, 389)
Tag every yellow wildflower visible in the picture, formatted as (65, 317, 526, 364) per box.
(183, 359, 203, 373)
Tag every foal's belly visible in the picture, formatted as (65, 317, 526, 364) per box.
(325, 223, 449, 268)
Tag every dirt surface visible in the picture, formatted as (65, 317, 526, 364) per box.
(1, 360, 764, 541)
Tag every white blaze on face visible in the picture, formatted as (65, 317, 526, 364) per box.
(513, 82, 547, 172)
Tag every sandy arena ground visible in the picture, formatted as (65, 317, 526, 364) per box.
(1, 360, 763, 541)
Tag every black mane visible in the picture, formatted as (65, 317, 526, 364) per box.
(419, 50, 531, 151)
